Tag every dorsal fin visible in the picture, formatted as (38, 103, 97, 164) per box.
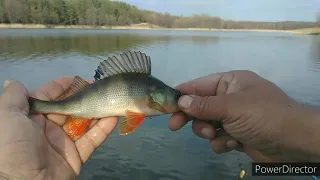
(93, 51, 151, 81)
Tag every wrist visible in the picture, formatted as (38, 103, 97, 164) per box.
(283, 102, 320, 162)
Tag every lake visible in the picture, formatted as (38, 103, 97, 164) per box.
(0, 29, 319, 180)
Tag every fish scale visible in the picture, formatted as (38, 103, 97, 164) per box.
(79, 75, 152, 118)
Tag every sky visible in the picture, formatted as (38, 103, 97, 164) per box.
(117, 0, 320, 22)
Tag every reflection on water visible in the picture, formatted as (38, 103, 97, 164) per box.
(0, 34, 157, 61)
(0, 29, 222, 61)
(0, 29, 319, 180)
(190, 36, 220, 45)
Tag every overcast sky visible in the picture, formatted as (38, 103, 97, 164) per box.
(117, 0, 320, 22)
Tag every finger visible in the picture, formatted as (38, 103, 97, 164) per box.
(243, 147, 274, 162)
(176, 72, 235, 96)
(0, 79, 29, 115)
(210, 129, 241, 154)
(178, 95, 230, 121)
(215, 129, 243, 150)
(210, 136, 234, 154)
(192, 120, 216, 139)
(30, 77, 74, 101)
(168, 112, 189, 131)
(75, 117, 118, 163)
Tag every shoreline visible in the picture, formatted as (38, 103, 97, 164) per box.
(0, 23, 319, 35)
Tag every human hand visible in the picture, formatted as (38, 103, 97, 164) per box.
(169, 70, 320, 162)
(0, 77, 118, 180)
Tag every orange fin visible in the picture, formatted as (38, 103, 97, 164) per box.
(65, 117, 94, 139)
(118, 110, 146, 136)
(56, 75, 90, 101)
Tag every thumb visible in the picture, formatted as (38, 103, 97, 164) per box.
(0, 79, 29, 115)
(178, 95, 228, 121)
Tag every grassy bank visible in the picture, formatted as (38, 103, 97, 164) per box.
(0, 23, 319, 34)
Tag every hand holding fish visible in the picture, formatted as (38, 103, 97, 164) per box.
(0, 78, 118, 180)
(169, 70, 320, 162)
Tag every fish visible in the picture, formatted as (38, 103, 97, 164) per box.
(28, 51, 183, 139)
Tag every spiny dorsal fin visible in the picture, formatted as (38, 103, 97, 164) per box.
(94, 51, 151, 81)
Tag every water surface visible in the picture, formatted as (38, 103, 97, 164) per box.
(0, 29, 319, 180)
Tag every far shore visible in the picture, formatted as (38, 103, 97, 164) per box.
(0, 23, 319, 35)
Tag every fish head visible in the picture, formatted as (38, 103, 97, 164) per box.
(147, 83, 183, 114)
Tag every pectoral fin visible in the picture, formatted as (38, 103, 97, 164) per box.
(118, 110, 146, 136)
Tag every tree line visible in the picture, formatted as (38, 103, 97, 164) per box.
(0, 0, 319, 30)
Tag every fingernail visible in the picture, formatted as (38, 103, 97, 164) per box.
(226, 139, 238, 149)
(201, 127, 214, 139)
(179, 95, 193, 109)
(3, 79, 14, 89)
